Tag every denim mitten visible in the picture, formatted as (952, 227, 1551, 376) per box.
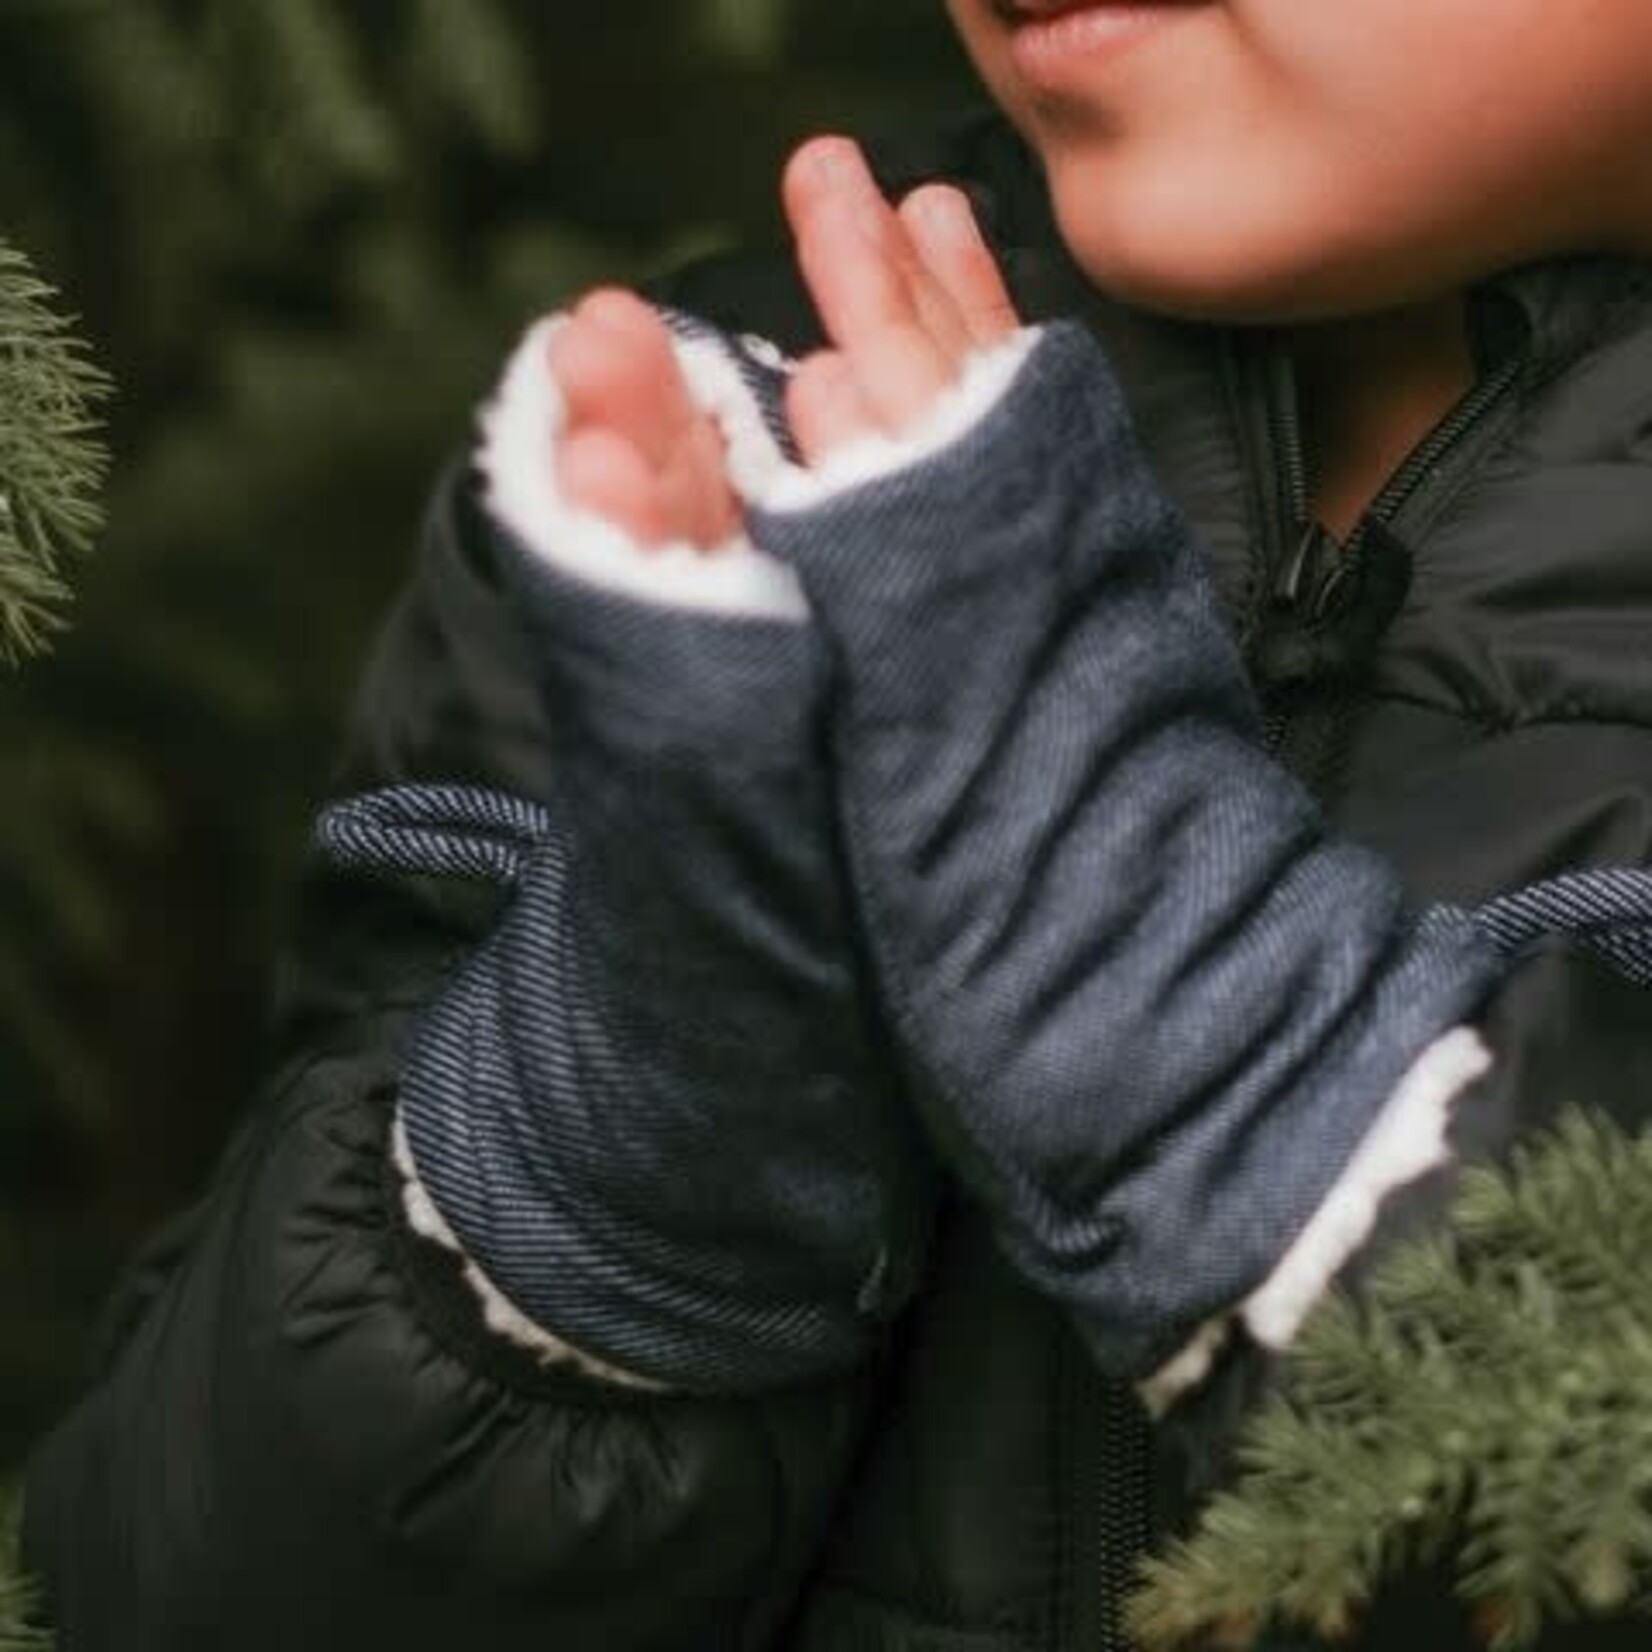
(742, 320, 1509, 1391)
(337, 317, 936, 1395)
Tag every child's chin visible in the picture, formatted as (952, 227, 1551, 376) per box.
(1047, 172, 1457, 326)
(1054, 213, 1436, 328)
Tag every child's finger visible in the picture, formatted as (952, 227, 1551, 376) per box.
(783, 137, 961, 429)
(557, 425, 676, 546)
(653, 417, 744, 549)
(785, 350, 876, 465)
(794, 204, 950, 432)
(782, 136, 971, 355)
(549, 289, 700, 472)
(562, 418, 738, 551)
(898, 185, 1022, 348)
(857, 178, 975, 365)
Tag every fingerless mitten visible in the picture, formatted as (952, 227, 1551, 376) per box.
(743, 321, 1507, 1387)
(323, 317, 935, 1393)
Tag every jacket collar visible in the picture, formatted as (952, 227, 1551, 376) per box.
(987, 151, 1652, 605)
(1480, 255, 1652, 382)
(973, 107, 1652, 387)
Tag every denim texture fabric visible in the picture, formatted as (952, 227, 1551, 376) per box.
(359, 547, 935, 1392)
(317, 315, 1652, 1393)
(1466, 868, 1652, 987)
(746, 321, 1510, 1378)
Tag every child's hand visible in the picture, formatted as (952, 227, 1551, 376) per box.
(546, 136, 1020, 551)
(547, 288, 744, 550)
(781, 135, 1022, 463)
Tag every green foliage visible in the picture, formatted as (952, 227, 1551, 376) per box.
(0, 0, 974, 1464)
(0, 243, 108, 666)
(0, 1485, 48, 1651)
(0, 1, 696, 1143)
(0, 0, 970, 1147)
(1129, 1112, 1652, 1651)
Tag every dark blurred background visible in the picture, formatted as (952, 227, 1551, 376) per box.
(0, 0, 980, 1477)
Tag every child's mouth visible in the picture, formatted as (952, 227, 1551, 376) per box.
(1000, 0, 1211, 89)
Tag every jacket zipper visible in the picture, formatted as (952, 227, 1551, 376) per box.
(1059, 1328, 1151, 1652)
(1055, 324, 1525, 1652)
(1250, 335, 1525, 791)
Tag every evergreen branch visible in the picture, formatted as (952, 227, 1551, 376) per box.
(0, 1487, 50, 1652)
(224, 0, 399, 212)
(403, 0, 539, 156)
(1129, 1111, 1652, 1651)
(0, 242, 110, 665)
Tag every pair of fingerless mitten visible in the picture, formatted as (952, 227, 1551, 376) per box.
(323, 308, 1532, 1401)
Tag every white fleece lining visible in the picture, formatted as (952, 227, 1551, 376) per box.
(477, 315, 807, 620)
(1138, 1025, 1494, 1416)
(391, 1110, 670, 1393)
(1139, 1317, 1234, 1416)
(478, 311, 1044, 617)
(749, 327, 1041, 516)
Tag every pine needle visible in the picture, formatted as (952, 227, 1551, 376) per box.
(0, 241, 110, 666)
(0, 1487, 50, 1652)
(1129, 1111, 1652, 1650)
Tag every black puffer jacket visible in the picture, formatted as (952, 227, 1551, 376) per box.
(23, 108, 1652, 1651)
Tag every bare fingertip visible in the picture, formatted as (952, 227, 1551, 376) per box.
(786, 350, 875, 465)
(902, 184, 981, 248)
(575, 286, 655, 333)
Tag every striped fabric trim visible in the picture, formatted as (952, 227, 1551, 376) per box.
(318, 788, 1652, 996)
(1465, 866, 1652, 987)
(314, 784, 551, 889)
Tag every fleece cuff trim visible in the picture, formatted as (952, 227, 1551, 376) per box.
(392, 1108, 670, 1394)
(1139, 1025, 1492, 1414)
(479, 310, 1043, 615)
(477, 314, 806, 620)
(748, 328, 1042, 515)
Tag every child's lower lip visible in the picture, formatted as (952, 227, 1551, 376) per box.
(1006, 0, 1208, 88)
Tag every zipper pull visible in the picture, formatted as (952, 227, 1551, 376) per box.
(1260, 517, 1415, 689)
(1261, 520, 1350, 688)
(1271, 521, 1336, 613)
